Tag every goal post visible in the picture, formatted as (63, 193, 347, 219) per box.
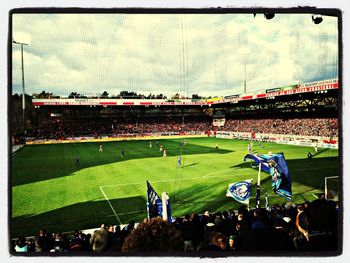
(324, 176, 339, 201)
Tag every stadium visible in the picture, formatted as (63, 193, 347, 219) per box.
(10, 9, 341, 255)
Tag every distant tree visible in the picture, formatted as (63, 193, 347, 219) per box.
(100, 91, 109, 98)
(172, 93, 180, 99)
(32, 90, 53, 99)
(119, 91, 138, 98)
(68, 92, 81, 98)
(192, 94, 202, 99)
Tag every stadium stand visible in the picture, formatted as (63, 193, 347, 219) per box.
(24, 117, 337, 140)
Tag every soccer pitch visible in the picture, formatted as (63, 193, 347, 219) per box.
(11, 137, 339, 238)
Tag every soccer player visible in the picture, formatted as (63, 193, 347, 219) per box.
(163, 149, 167, 158)
(184, 138, 187, 145)
(177, 155, 182, 167)
(248, 143, 252, 153)
(156, 141, 159, 147)
(307, 152, 312, 160)
(160, 144, 163, 152)
(99, 144, 103, 152)
(179, 142, 184, 149)
(75, 154, 80, 167)
(121, 148, 125, 158)
(215, 143, 218, 151)
(149, 141, 152, 148)
(314, 144, 318, 153)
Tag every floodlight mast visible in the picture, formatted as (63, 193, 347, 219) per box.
(13, 39, 29, 134)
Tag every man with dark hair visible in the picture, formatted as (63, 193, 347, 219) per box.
(122, 217, 184, 252)
(180, 214, 194, 252)
(89, 224, 109, 252)
(303, 197, 338, 251)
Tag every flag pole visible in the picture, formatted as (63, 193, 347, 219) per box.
(256, 163, 261, 208)
(162, 192, 168, 223)
(146, 181, 150, 220)
(265, 189, 269, 210)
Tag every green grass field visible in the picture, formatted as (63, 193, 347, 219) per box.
(11, 137, 339, 238)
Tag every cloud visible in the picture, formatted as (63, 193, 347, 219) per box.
(11, 13, 339, 98)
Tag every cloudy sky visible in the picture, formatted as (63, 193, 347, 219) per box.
(11, 12, 339, 98)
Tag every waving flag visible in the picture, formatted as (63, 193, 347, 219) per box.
(226, 179, 253, 204)
(146, 180, 163, 219)
(244, 153, 292, 201)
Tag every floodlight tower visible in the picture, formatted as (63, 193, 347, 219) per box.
(13, 39, 29, 134)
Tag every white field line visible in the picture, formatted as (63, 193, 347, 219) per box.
(100, 173, 236, 188)
(99, 166, 334, 189)
(105, 210, 145, 217)
(99, 186, 122, 225)
(202, 169, 233, 178)
(12, 145, 29, 158)
(312, 193, 319, 199)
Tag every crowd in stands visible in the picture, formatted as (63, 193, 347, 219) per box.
(12, 194, 339, 254)
(26, 117, 337, 140)
(221, 118, 338, 137)
(27, 118, 212, 140)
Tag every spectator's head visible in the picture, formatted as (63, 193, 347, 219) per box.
(210, 232, 227, 250)
(16, 237, 27, 248)
(203, 210, 210, 217)
(38, 229, 45, 237)
(307, 199, 337, 232)
(73, 230, 81, 238)
(237, 213, 244, 222)
(128, 220, 136, 230)
(122, 218, 184, 252)
(228, 235, 235, 249)
(190, 213, 199, 222)
(108, 225, 114, 233)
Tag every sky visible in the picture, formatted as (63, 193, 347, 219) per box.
(12, 12, 339, 98)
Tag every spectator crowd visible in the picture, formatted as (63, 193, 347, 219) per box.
(221, 118, 338, 137)
(12, 194, 339, 254)
(26, 117, 337, 140)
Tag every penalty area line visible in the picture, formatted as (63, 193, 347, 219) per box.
(99, 186, 122, 225)
(105, 210, 145, 217)
(99, 167, 332, 188)
(100, 171, 242, 189)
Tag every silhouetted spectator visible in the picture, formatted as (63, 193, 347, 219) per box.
(35, 229, 51, 252)
(69, 230, 84, 251)
(14, 237, 28, 252)
(180, 214, 194, 252)
(89, 224, 109, 252)
(121, 217, 184, 252)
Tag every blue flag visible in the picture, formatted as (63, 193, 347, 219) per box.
(226, 179, 253, 204)
(146, 180, 163, 219)
(244, 153, 292, 200)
